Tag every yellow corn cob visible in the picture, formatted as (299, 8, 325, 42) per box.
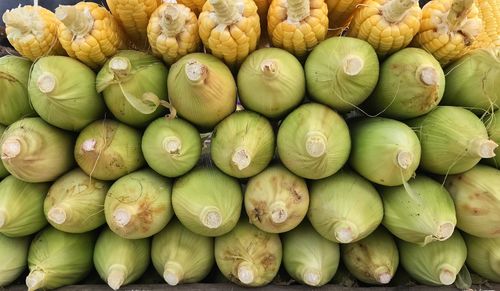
(326, 0, 364, 35)
(56, 2, 127, 69)
(177, 0, 207, 15)
(198, 0, 261, 66)
(347, 0, 422, 56)
(2, 5, 65, 61)
(267, 0, 329, 57)
(471, 0, 500, 49)
(147, 2, 201, 65)
(413, 0, 483, 65)
(106, 0, 161, 49)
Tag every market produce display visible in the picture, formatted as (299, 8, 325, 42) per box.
(0, 0, 499, 290)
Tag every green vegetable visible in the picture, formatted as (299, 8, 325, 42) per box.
(277, 103, 351, 180)
(485, 110, 500, 168)
(0, 125, 8, 179)
(463, 234, 500, 283)
(0, 233, 30, 286)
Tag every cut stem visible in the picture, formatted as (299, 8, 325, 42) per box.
(109, 57, 132, 79)
(305, 131, 328, 158)
(270, 201, 288, 224)
(1, 138, 21, 159)
(438, 265, 457, 285)
(113, 208, 133, 227)
(418, 66, 438, 86)
(37, 72, 57, 94)
(47, 207, 68, 225)
(26, 270, 46, 291)
(435, 222, 455, 241)
(470, 138, 498, 158)
(374, 266, 392, 284)
(199, 206, 222, 229)
(164, 261, 184, 286)
(343, 55, 364, 76)
(161, 4, 186, 37)
(82, 139, 97, 152)
(260, 60, 279, 78)
(382, 0, 416, 23)
(334, 221, 359, 243)
(237, 261, 256, 285)
(56, 5, 94, 37)
(287, 0, 311, 22)
(396, 150, 414, 170)
(209, 0, 241, 25)
(185, 60, 208, 83)
(232, 147, 251, 171)
(107, 265, 127, 291)
(163, 136, 182, 155)
(302, 268, 321, 286)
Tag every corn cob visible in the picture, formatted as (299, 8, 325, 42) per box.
(347, 0, 422, 56)
(178, 0, 207, 15)
(413, 0, 483, 65)
(471, 0, 500, 49)
(2, 4, 65, 61)
(326, 0, 364, 35)
(267, 0, 329, 57)
(198, 0, 261, 66)
(148, 2, 201, 65)
(56, 2, 127, 69)
(106, 0, 162, 49)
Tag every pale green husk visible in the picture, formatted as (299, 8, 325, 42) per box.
(167, 53, 237, 129)
(0, 233, 30, 286)
(211, 111, 275, 178)
(237, 48, 305, 118)
(305, 37, 379, 112)
(28, 56, 105, 131)
(74, 119, 145, 181)
(485, 110, 500, 168)
(26, 227, 95, 291)
(366, 48, 445, 119)
(172, 167, 242, 237)
(308, 169, 383, 244)
(152, 219, 214, 286)
(142, 117, 201, 178)
(94, 227, 150, 290)
(0, 175, 49, 237)
(105, 169, 173, 239)
(442, 48, 500, 113)
(0, 125, 8, 178)
(282, 220, 339, 287)
(0, 117, 75, 183)
(341, 227, 399, 285)
(277, 103, 351, 180)
(407, 106, 497, 175)
(380, 175, 457, 246)
(215, 219, 282, 287)
(44, 169, 109, 233)
(398, 231, 467, 286)
(244, 164, 309, 233)
(463, 234, 500, 283)
(96, 50, 169, 128)
(444, 164, 500, 238)
(0, 55, 35, 126)
(349, 117, 421, 186)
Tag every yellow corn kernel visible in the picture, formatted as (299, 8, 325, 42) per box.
(106, 0, 161, 49)
(177, 0, 207, 15)
(198, 0, 261, 67)
(347, 0, 421, 57)
(56, 2, 127, 69)
(148, 3, 200, 65)
(3, 5, 65, 61)
(471, 0, 500, 49)
(326, 0, 364, 36)
(267, 0, 329, 58)
(413, 0, 483, 65)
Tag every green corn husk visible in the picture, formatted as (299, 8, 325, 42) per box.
(0, 233, 30, 286)
(305, 37, 380, 112)
(407, 106, 498, 175)
(172, 167, 242, 237)
(105, 169, 173, 239)
(349, 117, 421, 186)
(442, 48, 500, 114)
(308, 169, 383, 244)
(244, 164, 309, 233)
(0, 125, 8, 178)
(25, 227, 95, 291)
(277, 103, 351, 180)
(94, 227, 150, 290)
(365, 48, 445, 119)
(237, 48, 305, 119)
(0, 55, 35, 126)
(380, 175, 457, 246)
(463, 234, 500, 283)
(398, 231, 467, 286)
(211, 111, 275, 178)
(444, 164, 500, 238)
(485, 110, 500, 168)
(167, 53, 237, 129)
(215, 219, 282, 287)
(151, 219, 214, 286)
(341, 227, 399, 285)
(282, 220, 340, 287)
(74, 119, 145, 181)
(96, 50, 169, 128)
(0, 117, 75, 183)
(142, 117, 202, 178)
(0, 175, 49, 237)
(44, 169, 110, 233)
(28, 56, 105, 132)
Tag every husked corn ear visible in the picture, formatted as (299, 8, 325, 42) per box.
(198, 0, 261, 66)
(2, 5, 65, 61)
(106, 0, 161, 49)
(267, 0, 329, 57)
(347, 0, 422, 56)
(56, 2, 127, 69)
(326, 0, 364, 36)
(148, 3, 200, 65)
(471, 0, 500, 49)
(413, 0, 483, 65)
(178, 0, 207, 15)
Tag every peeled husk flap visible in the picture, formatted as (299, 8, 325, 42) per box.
(0, 233, 30, 287)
